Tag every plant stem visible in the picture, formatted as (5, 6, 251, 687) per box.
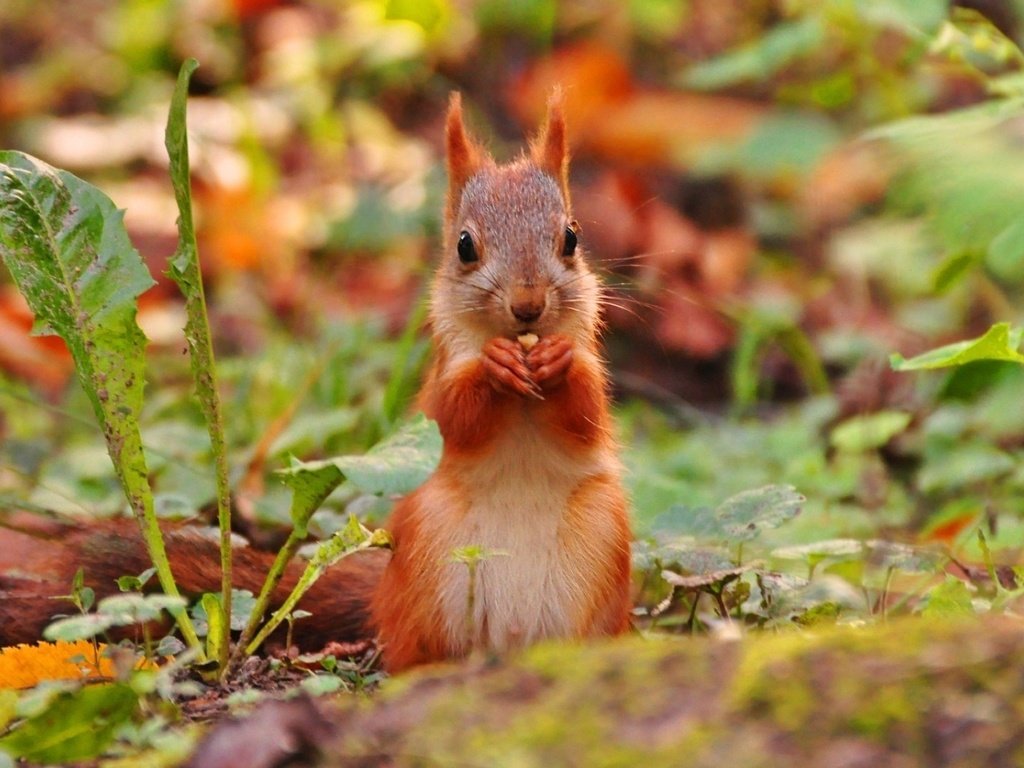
(229, 531, 305, 670)
(164, 58, 232, 674)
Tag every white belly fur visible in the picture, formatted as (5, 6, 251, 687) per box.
(432, 414, 616, 654)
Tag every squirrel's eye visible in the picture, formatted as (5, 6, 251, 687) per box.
(457, 231, 478, 264)
(562, 226, 577, 257)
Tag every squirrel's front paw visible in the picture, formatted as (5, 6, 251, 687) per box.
(527, 334, 573, 392)
(483, 338, 543, 399)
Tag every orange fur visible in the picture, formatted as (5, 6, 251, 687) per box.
(384, 94, 632, 671)
(529, 90, 571, 203)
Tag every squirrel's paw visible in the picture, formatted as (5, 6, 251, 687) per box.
(483, 338, 544, 400)
(527, 334, 573, 392)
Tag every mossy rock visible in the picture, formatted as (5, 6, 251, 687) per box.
(320, 616, 1024, 767)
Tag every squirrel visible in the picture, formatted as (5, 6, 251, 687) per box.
(0, 93, 633, 673)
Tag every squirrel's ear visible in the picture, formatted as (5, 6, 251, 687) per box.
(446, 93, 483, 210)
(530, 89, 570, 201)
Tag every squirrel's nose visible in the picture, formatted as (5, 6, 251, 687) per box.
(510, 287, 546, 324)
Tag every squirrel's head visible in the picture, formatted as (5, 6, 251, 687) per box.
(432, 92, 601, 354)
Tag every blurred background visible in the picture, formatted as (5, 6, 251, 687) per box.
(2, 0, 1024, 564)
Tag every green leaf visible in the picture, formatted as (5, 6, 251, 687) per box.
(165, 58, 233, 672)
(240, 417, 434, 663)
(0, 690, 17, 732)
(278, 457, 344, 534)
(279, 414, 442, 502)
(201, 593, 226, 664)
(872, 98, 1024, 261)
(829, 410, 912, 453)
(931, 252, 977, 294)
(733, 112, 842, 180)
(244, 515, 392, 655)
(0, 150, 201, 653)
(986, 217, 1024, 282)
(917, 442, 1015, 492)
(650, 504, 718, 540)
(922, 576, 976, 618)
(44, 614, 122, 642)
(652, 485, 804, 544)
(334, 413, 442, 494)
(684, 16, 824, 90)
(97, 593, 188, 624)
(891, 323, 1024, 370)
(0, 151, 154, 499)
(0, 683, 138, 763)
(772, 539, 864, 562)
(865, 540, 944, 573)
(714, 485, 804, 542)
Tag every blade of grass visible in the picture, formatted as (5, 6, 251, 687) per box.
(380, 287, 431, 432)
(164, 58, 233, 675)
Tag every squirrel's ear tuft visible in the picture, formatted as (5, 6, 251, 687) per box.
(446, 93, 483, 210)
(531, 89, 570, 201)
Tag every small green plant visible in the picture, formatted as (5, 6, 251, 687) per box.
(450, 545, 509, 643)
(164, 59, 235, 673)
(0, 59, 437, 683)
(630, 483, 1015, 631)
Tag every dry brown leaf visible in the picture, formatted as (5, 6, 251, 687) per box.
(510, 42, 766, 167)
(800, 142, 889, 227)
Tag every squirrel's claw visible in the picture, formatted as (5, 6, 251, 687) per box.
(527, 334, 573, 392)
(483, 338, 544, 400)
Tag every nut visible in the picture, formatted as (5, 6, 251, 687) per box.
(517, 333, 539, 351)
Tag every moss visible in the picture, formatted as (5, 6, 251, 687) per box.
(325, 616, 1024, 767)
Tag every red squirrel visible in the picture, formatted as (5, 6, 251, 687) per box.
(0, 93, 632, 672)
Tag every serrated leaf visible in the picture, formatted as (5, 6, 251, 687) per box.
(651, 485, 804, 544)
(649, 505, 718, 540)
(829, 410, 912, 453)
(0, 683, 138, 763)
(660, 547, 738, 575)
(715, 485, 804, 542)
(164, 58, 230, 522)
(891, 323, 1024, 370)
(0, 150, 201, 651)
(309, 514, 373, 569)
(0, 151, 154, 511)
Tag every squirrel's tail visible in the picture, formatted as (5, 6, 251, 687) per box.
(0, 516, 385, 650)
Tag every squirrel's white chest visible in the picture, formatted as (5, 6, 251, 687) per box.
(433, 419, 598, 653)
